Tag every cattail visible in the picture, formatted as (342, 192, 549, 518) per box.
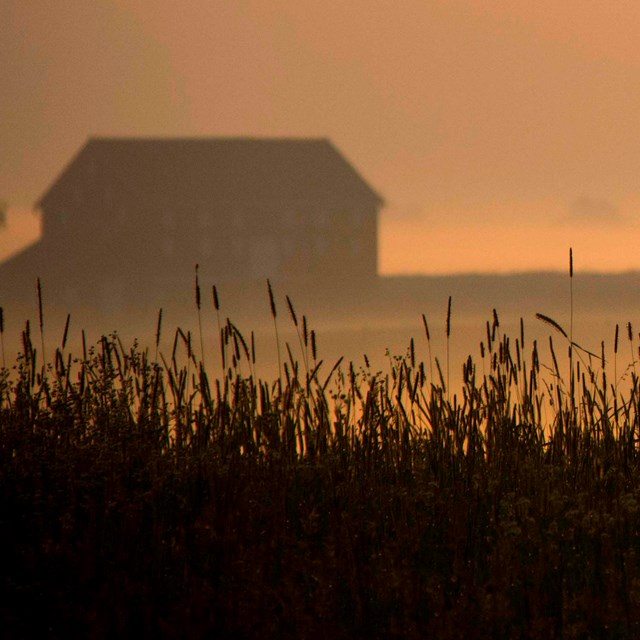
(628, 322, 633, 342)
(311, 330, 317, 361)
(446, 296, 452, 338)
(614, 324, 619, 354)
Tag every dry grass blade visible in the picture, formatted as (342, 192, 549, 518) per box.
(286, 295, 298, 327)
(62, 314, 71, 351)
(0, 306, 5, 369)
(322, 356, 344, 391)
(194, 263, 201, 310)
(36, 277, 45, 370)
(155, 308, 163, 361)
(7, 277, 640, 638)
(535, 313, 568, 339)
(267, 279, 277, 319)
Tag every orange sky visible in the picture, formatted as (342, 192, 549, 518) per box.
(3, 1, 640, 274)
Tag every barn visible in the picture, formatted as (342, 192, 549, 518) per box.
(0, 137, 383, 311)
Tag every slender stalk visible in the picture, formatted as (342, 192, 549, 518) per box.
(268, 279, 282, 388)
(37, 278, 45, 374)
(195, 264, 205, 367)
(212, 285, 225, 374)
(155, 308, 163, 364)
(446, 296, 452, 399)
(569, 247, 574, 417)
(0, 307, 5, 369)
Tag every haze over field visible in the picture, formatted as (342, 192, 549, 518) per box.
(3, 1, 640, 274)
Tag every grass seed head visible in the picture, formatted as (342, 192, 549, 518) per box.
(195, 264, 201, 310)
(267, 279, 277, 318)
(570, 247, 573, 278)
(286, 295, 298, 326)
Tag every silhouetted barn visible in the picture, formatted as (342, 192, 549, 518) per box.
(0, 137, 383, 311)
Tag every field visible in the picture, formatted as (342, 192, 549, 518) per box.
(4, 272, 640, 638)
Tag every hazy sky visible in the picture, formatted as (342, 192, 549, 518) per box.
(3, 0, 640, 273)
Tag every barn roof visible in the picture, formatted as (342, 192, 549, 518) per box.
(37, 137, 384, 210)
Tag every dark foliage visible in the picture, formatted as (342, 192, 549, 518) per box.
(2, 306, 640, 639)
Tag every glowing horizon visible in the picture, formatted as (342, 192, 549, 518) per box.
(3, 2, 640, 275)
(2, 203, 639, 277)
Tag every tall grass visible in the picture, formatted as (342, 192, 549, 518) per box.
(2, 281, 640, 638)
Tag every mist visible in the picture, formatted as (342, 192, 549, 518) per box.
(4, 1, 640, 274)
(2, 1, 640, 393)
